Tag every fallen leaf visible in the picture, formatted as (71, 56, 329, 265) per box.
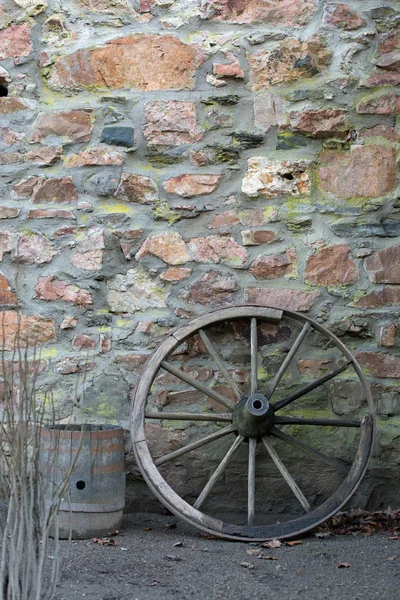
(337, 562, 350, 569)
(173, 541, 184, 547)
(165, 554, 182, 562)
(247, 549, 261, 556)
(261, 539, 281, 548)
(389, 555, 398, 561)
(240, 562, 255, 570)
(297, 568, 301, 575)
(143, 527, 151, 531)
(93, 537, 116, 547)
(199, 532, 219, 540)
(261, 556, 278, 561)
(286, 540, 302, 547)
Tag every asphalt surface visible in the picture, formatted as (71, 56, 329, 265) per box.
(55, 513, 400, 600)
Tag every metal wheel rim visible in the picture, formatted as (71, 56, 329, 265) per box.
(131, 305, 375, 541)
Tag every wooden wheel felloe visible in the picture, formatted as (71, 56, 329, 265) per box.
(131, 306, 375, 541)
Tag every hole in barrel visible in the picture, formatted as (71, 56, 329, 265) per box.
(252, 399, 262, 410)
(76, 480, 86, 490)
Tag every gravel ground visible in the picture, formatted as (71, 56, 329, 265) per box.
(55, 513, 400, 600)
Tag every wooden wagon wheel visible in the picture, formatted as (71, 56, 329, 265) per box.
(131, 306, 375, 541)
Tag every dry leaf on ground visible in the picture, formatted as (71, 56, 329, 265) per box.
(240, 562, 255, 570)
(286, 540, 302, 547)
(261, 539, 281, 548)
(247, 549, 260, 556)
(93, 537, 116, 547)
(337, 562, 350, 569)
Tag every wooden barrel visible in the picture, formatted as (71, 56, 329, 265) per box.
(40, 425, 125, 539)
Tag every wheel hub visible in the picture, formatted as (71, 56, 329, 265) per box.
(233, 393, 275, 438)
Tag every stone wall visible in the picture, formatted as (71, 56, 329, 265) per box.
(1, 0, 400, 513)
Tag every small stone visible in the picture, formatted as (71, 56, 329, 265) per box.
(64, 146, 123, 167)
(113, 229, 142, 260)
(241, 230, 278, 246)
(239, 208, 279, 226)
(318, 146, 396, 199)
(329, 381, 365, 415)
(160, 268, 191, 282)
(12, 176, 78, 203)
(299, 359, 332, 375)
(208, 210, 240, 229)
(77, 202, 93, 212)
(0, 98, 35, 114)
(34, 276, 93, 306)
(182, 271, 238, 306)
(144, 101, 203, 147)
(0, 311, 56, 350)
(100, 126, 134, 148)
(356, 352, 400, 378)
(254, 92, 287, 131)
(305, 245, 359, 286)
(365, 246, 400, 284)
(202, 0, 317, 26)
(0, 23, 32, 60)
(242, 157, 310, 198)
(99, 334, 112, 353)
(60, 316, 78, 329)
(56, 358, 95, 375)
(48, 35, 204, 92)
(0, 127, 25, 146)
(25, 146, 62, 166)
(115, 353, 149, 371)
(353, 287, 400, 309)
(72, 228, 105, 271)
(15, 234, 57, 265)
(248, 36, 331, 91)
(325, 3, 366, 30)
(357, 94, 400, 115)
(250, 250, 296, 279)
(0, 207, 20, 219)
(136, 320, 157, 334)
(190, 150, 208, 166)
(136, 232, 189, 265)
(189, 236, 247, 266)
(31, 110, 93, 143)
(213, 52, 244, 79)
(244, 288, 319, 311)
(72, 334, 95, 350)
(115, 174, 158, 204)
(28, 208, 75, 219)
(377, 392, 400, 416)
(0, 272, 17, 307)
(163, 174, 222, 197)
(289, 109, 350, 139)
(107, 268, 166, 313)
(206, 74, 226, 87)
(380, 325, 396, 348)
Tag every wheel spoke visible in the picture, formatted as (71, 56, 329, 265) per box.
(250, 318, 258, 395)
(271, 426, 349, 474)
(154, 424, 236, 466)
(145, 412, 232, 422)
(161, 361, 235, 411)
(265, 322, 310, 400)
(272, 361, 352, 411)
(261, 437, 310, 513)
(194, 435, 244, 510)
(199, 329, 242, 402)
(248, 438, 256, 526)
(275, 416, 361, 428)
